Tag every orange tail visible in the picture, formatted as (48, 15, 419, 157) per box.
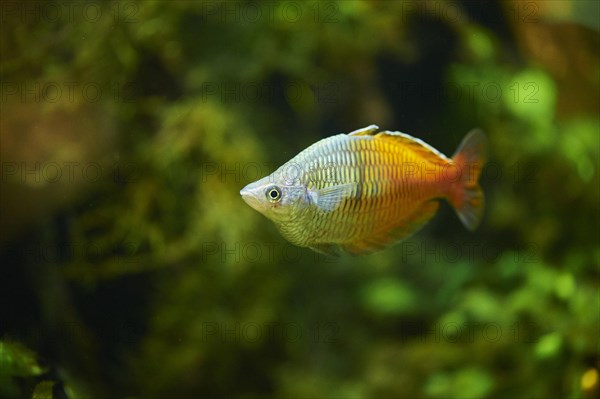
(449, 129, 487, 231)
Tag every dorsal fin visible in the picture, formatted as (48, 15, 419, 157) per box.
(373, 130, 451, 163)
(348, 124, 380, 136)
(348, 127, 450, 163)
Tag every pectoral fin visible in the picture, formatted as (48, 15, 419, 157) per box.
(309, 183, 356, 212)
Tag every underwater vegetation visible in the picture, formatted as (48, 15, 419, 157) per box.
(0, 1, 598, 398)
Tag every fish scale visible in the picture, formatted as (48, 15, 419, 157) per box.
(240, 125, 487, 255)
(295, 136, 433, 242)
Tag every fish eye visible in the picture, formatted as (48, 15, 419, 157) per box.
(266, 186, 282, 202)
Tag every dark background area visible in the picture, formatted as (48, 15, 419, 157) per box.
(1, 1, 598, 398)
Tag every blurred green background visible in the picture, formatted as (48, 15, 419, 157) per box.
(1, 1, 598, 398)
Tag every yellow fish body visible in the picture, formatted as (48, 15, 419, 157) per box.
(240, 125, 486, 255)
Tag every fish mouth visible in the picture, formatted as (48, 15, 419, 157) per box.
(240, 186, 264, 212)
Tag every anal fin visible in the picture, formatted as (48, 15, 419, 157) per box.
(309, 243, 341, 257)
(340, 201, 440, 255)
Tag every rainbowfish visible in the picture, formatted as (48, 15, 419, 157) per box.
(240, 125, 486, 255)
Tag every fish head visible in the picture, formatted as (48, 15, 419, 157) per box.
(240, 170, 307, 222)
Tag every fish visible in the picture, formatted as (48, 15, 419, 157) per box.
(240, 125, 487, 256)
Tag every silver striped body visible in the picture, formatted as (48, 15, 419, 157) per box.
(272, 134, 448, 250)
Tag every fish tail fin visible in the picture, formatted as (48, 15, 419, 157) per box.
(448, 129, 487, 231)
